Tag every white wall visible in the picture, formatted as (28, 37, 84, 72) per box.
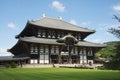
(30, 59, 38, 64)
(39, 60, 49, 64)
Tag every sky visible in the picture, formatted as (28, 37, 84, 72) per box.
(0, 0, 120, 56)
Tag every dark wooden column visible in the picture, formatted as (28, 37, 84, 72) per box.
(58, 46, 62, 64)
(38, 44, 40, 64)
(49, 45, 52, 64)
(86, 47, 88, 64)
(68, 45, 72, 64)
(77, 46, 80, 64)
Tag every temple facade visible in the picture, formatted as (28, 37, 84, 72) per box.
(8, 16, 105, 64)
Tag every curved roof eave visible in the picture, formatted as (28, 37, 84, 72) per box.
(8, 40, 21, 53)
(20, 37, 106, 48)
(16, 21, 30, 38)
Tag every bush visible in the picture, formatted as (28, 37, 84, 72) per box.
(104, 60, 120, 70)
(10, 62, 17, 68)
(4, 63, 10, 68)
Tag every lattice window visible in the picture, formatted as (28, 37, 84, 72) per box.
(71, 48, 74, 54)
(45, 45, 49, 54)
(37, 30, 42, 37)
(61, 32, 64, 37)
(48, 31, 51, 38)
(30, 45, 38, 54)
(51, 46, 59, 54)
(57, 32, 61, 38)
(75, 47, 78, 54)
(55, 46, 59, 53)
(45, 55, 49, 60)
(42, 30, 46, 38)
(83, 49, 87, 59)
(88, 48, 93, 56)
(40, 55, 44, 60)
(40, 45, 44, 53)
(51, 46, 54, 53)
(77, 33, 81, 40)
(51, 31, 56, 38)
(80, 50, 83, 60)
(79, 48, 87, 60)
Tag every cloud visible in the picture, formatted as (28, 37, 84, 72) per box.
(0, 48, 13, 56)
(70, 19, 77, 25)
(52, 1, 65, 12)
(113, 5, 120, 11)
(7, 22, 16, 28)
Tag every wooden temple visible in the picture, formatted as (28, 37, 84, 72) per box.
(8, 15, 105, 65)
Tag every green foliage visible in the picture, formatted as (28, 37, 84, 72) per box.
(105, 43, 120, 70)
(108, 26, 120, 39)
(4, 63, 10, 68)
(96, 41, 120, 70)
(0, 68, 120, 80)
(104, 15, 120, 70)
(108, 15, 120, 39)
(95, 52, 101, 58)
(96, 41, 119, 59)
(104, 59, 120, 70)
(4, 62, 17, 68)
(10, 62, 17, 68)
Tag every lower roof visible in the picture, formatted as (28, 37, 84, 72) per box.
(0, 56, 30, 61)
(20, 37, 105, 47)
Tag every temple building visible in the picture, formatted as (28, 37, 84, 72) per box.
(8, 15, 105, 65)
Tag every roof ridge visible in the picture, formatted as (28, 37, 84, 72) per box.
(29, 17, 95, 33)
(32, 17, 95, 31)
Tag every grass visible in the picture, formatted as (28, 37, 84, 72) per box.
(0, 68, 120, 80)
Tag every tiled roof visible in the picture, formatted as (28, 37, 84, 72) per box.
(29, 17, 95, 33)
(20, 37, 106, 47)
(0, 56, 30, 61)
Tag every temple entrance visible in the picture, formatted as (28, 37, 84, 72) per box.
(71, 55, 78, 64)
(60, 51, 69, 64)
(57, 34, 79, 64)
(51, 55, 58, 64)
(61, 55, 68, 64)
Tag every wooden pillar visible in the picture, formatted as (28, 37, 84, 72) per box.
(92, 47, 96, 64)
(68, 45, 72, 64)
(49, 45, 52, 64)
(58, 46, 61, 64)
(58, 55, 61, 64)
(38, 45, 40, 64)
(77, 47, 80, 64)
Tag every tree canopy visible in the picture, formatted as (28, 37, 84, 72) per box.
(95, 41, 119, 59)
(104, 15, 120, 70)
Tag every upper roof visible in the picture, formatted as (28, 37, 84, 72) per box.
(29, 17, 95, 33)
(20, 37, 106, 47)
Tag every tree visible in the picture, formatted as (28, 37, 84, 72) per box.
(108, 15, 120, 39)
(105, 15, 120, 70)
(95, 42, 117, 59)
(95, 41, 119, 64)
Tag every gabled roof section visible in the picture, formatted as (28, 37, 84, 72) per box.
(29, 17, 95, 33)
(57, 34, 78, 44)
